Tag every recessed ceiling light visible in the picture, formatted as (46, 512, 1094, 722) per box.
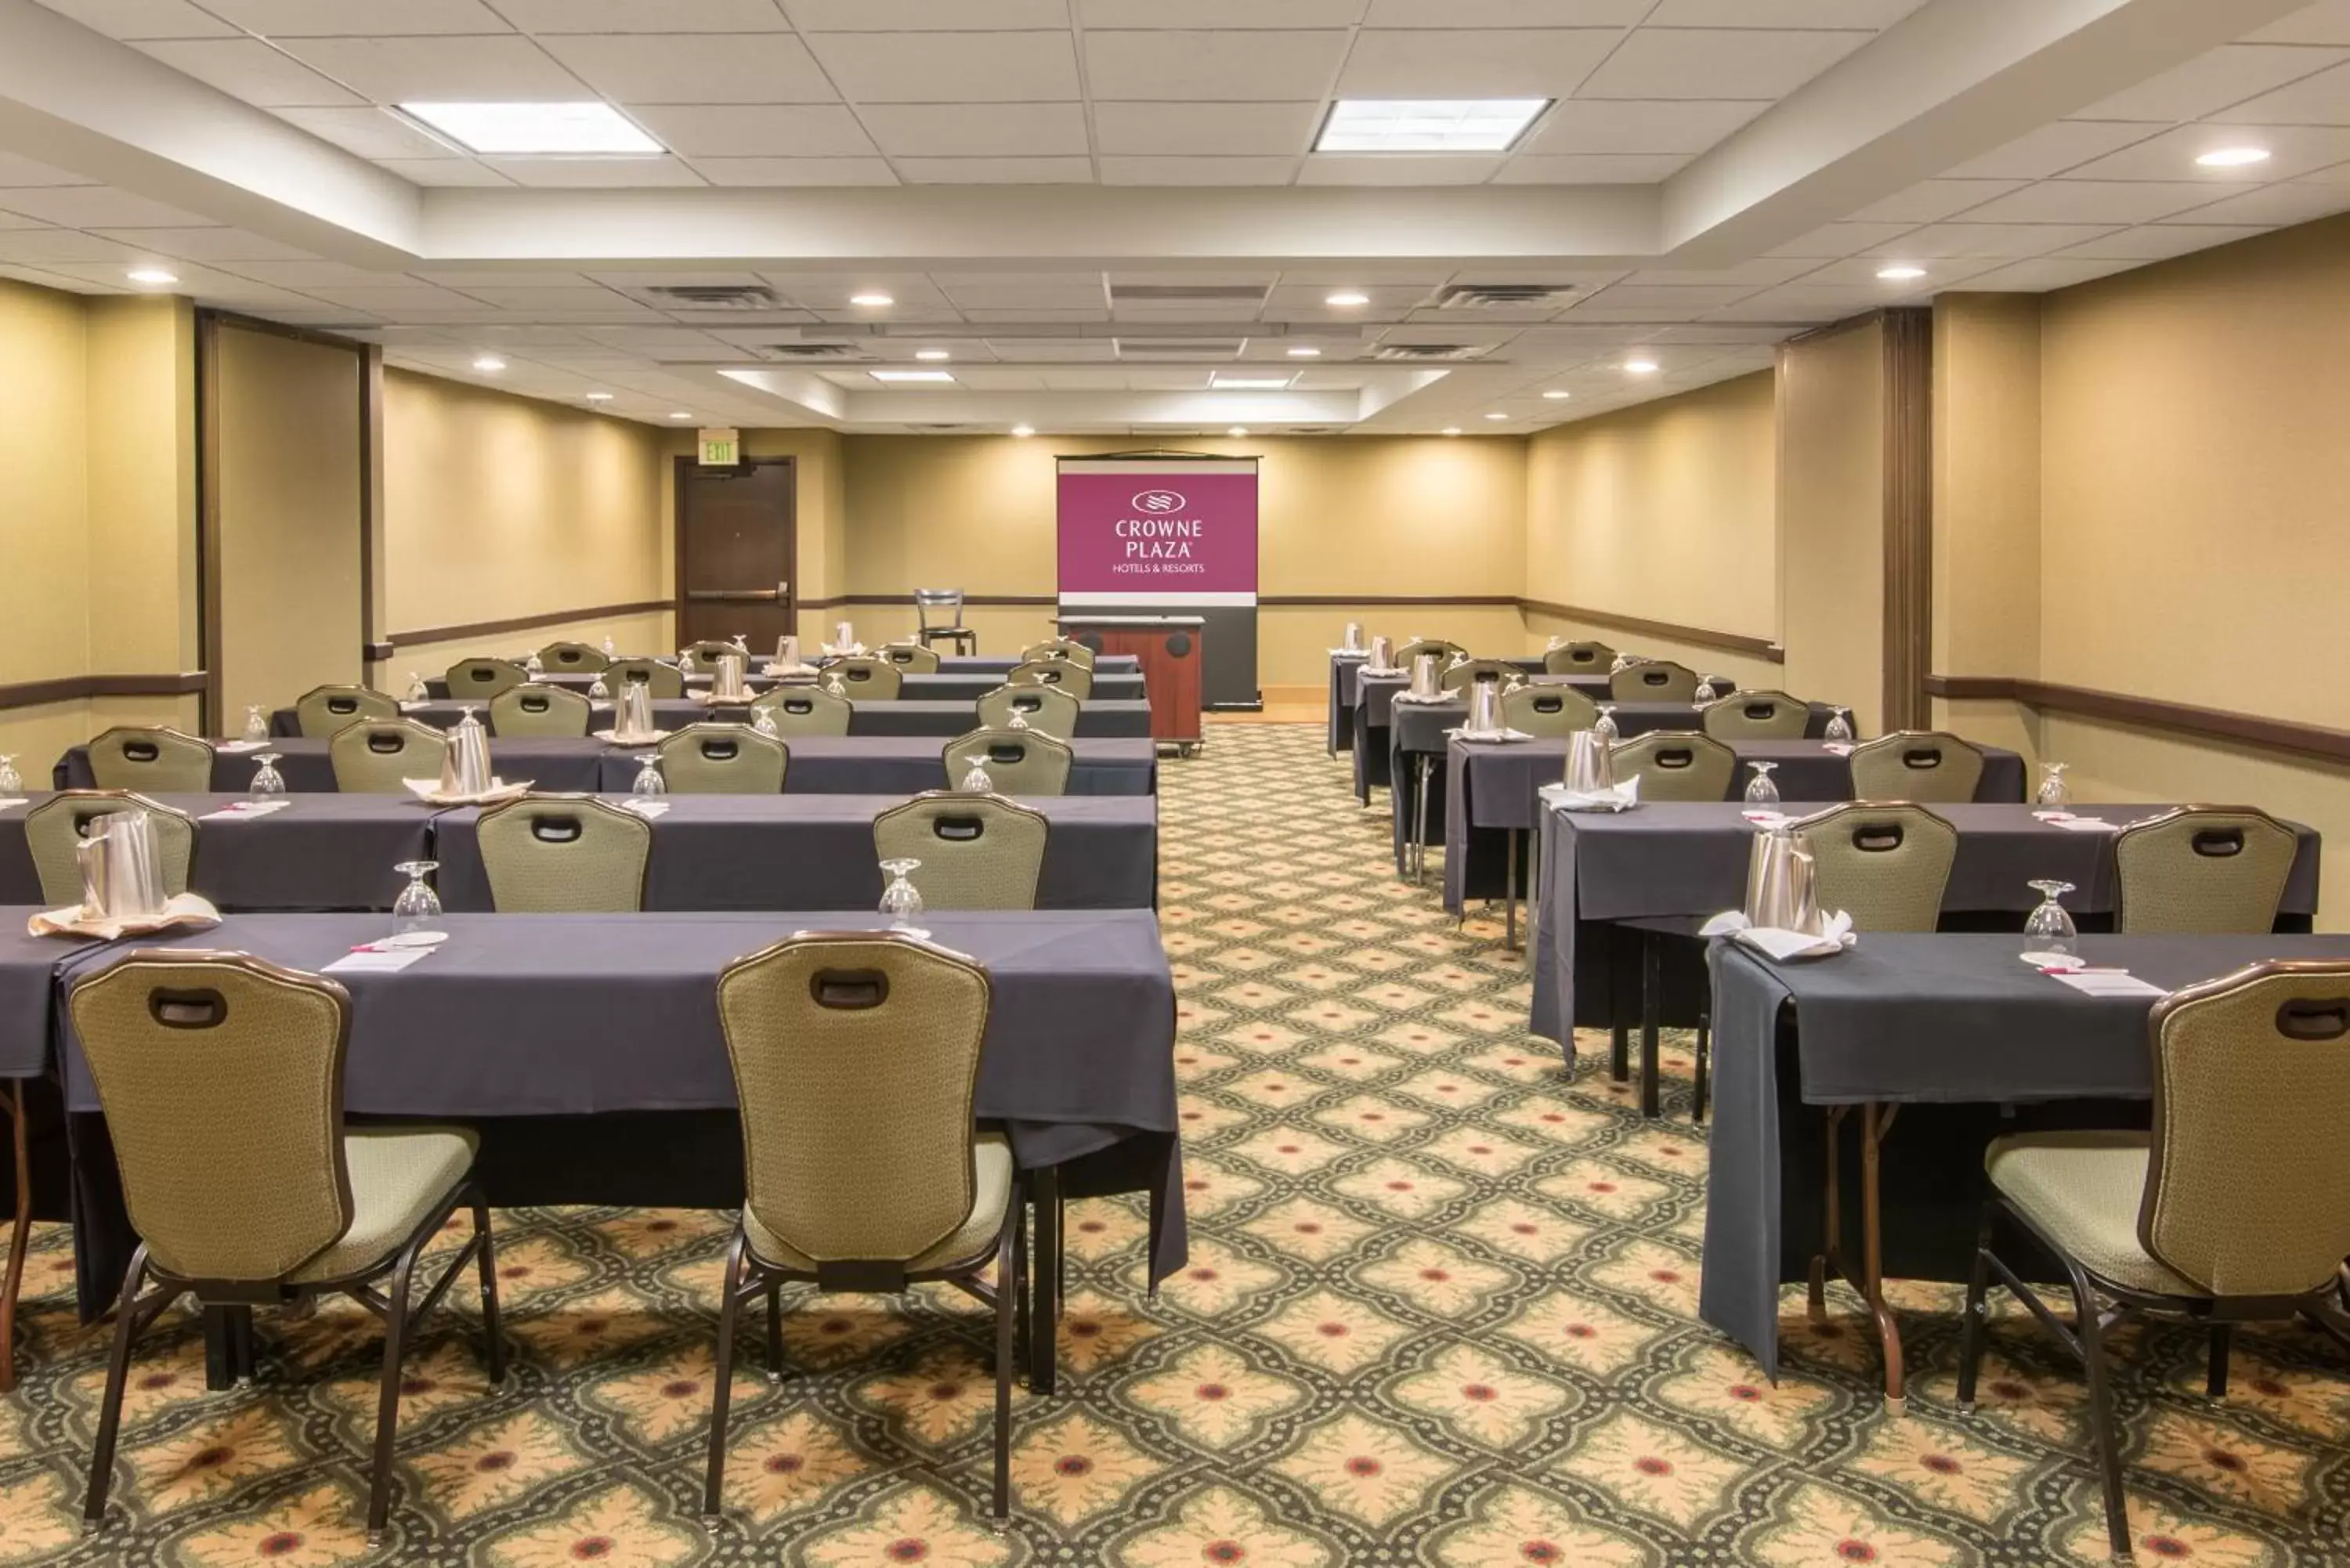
(1287, 346, 1321, 357)
(1876, 265, 1927, 281)
(849, 291, 894, 307)
(396, 101, 660, 155)
(1227, 426, 1249, 438)
(472, 354, 506, 372)
(669, 411, 693, 421)
(1542, 389, 1571, 400)
(1484, 412, 1509, 421)
(125, 267, 176, 285)
(1441, 427, 1462, 436)
(914, 349, 951, 361)
(1325, 291, 1370, 308)
(1316, 98, 1550, 154)
(2196, 146, 2272, 168)
(584, 391, 613, 402)
(1210, 375, 1292, 390)
(871, 370, 955, 383)
(1011, 425, 1036, 438)
(1625, 359, 1660, 374)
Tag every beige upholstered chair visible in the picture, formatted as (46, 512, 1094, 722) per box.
(1542, 640, 1613, 675)
(70, 952, 502, 1545)
(750, 686, 853, 736)
(1610, 732, 1736, 802)
(880, 642, 942, 672)
(537, 641, 609, 674)
(1961, 961, 2350, 1561)
(1008, 659, 1092, 701)
(873, 793, 1050, 910)
(1701, 690, 1811, 742)
(24, 793, 196, 908)
(1848, 732, 1985, 804)
(1394, 638, 1465, 667)
(607, 657, 685, 699)
(1439, 658, 1523, 693)
(977, 682, 1079, 739)
(330, 719, 448, 793)
(824, 656, 904, 700)
(1021, 638, 1095, 670)
(1500, 683, 1596, 738)
(1608, 659, 1700, 703)
(658, 724, 787, 793)
(705, 933, 1019, 1524)
(443, 658, 526, 701)
(685, 639, 741, 664)
(476, 795, 652, 912)
(1792, 802, 1958, 931)
(2113, 807, 2298, 934)
(489, 683, 591, 738)
(945, 727, 1073, 797)
(294, 685, 396, 738)
(88, 728, 214, 794)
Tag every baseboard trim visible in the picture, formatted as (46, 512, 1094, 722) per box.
(1925, 675, 2350, 765)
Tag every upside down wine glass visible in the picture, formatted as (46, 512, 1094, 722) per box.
(2035, 762, 2072, 809)
(880, 858, 927, 940)
(1824, 706, 1855, 743)
(242, 705, 270, 745)
(2023, 880, 2080, 965)
(248, 753, 286, 797)
(631, 756, 667, 796)
(1592, 704, 1619, 745)
(1744, 761, 1781, 806)
(392, 860, 443, 938)
(0, 755, 19, 794)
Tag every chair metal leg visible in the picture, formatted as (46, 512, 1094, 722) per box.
(470, 1194, 504, 1386)
(83, 1245, 155, 1531)
(1412, 756, 1434, 883)
(1028, 1169, 1061, 1396)
(0, 1082, 29, 1395)
(1504, 830, 1520, 949)
(1692, 1012, 1712, 1124)
(230, 1305, 256, 1383)
(2206, 1324, 2232, 1399)
(1010, 1203, 1029, 1375)
(764, 1281, 784, 1385)
(1956, 1206, 1995, 1412)
(992, 1226, 1016, 1526)
(1809, 1107, 1841, 1325)
(1638, 930, 1661, 1119)
(703, 1233, 747, 1519)
(2070, 1266, 2133, 1560)
(367, 1236, 426, 1545)
(1860, 1102, 1906, 1412)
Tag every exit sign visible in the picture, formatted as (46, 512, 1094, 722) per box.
(697, 427, 740, 465)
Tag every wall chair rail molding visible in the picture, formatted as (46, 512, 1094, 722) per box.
(380, 600, 673, 653)
(1925, 676, 2350, 766)
(1517, 599, 1784, 662)
(0, 673, 208, 712)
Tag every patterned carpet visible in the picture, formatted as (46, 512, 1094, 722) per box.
(2, 720, 2345, 1565)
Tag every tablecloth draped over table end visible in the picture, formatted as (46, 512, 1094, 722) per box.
(1697, 944, 1795, 1381)
(1526, 807, 1578, 1071)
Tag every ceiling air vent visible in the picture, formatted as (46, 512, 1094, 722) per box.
(909, 423, 972, 432)
(646, 284, 786, 309)
(762, 342, 875, 361)
(1115, 338, 1248, 360)
(1434, 284, 1576, 309)
(1111, 284, 1271, 303)
(1371, 342, 1490, 362)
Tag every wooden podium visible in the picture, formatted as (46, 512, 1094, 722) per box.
(1058, 614, 1203, 753)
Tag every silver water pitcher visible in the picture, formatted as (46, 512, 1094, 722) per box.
(1564, 729, 1615, 793)
(77, 811, 168, 920)
(712, 652, 750, 700)
(834, 620, 855, 649)
(443, 709, 493, 795)
(1342, 621, 1364, 652)
(1467, 677, 1502, 735)
(1409, 652, 1439, 699)
(776, 634, 801, 665)
(1744, 829, 1820, 930)
(1368, 634, 1394, 672)
(616, 680, 656, 743)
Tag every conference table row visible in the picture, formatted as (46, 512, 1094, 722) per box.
(275, 697, 1157, 741)
(0, 908, 1184, 1393)
(55, 736, 1160, 797)
(428, 665, 1147, 705)
(0, 793, 1159, 912)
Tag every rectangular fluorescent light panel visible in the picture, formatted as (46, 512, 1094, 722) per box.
(870, 370, 956, 384)
(1316, 99, 1549, 154)
(1209, 375, 1294, 390)
(398, 102, 661, 155)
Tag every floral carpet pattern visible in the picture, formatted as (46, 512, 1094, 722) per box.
(1, 721, 2345, 1564)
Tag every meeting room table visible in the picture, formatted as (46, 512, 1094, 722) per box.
(424, 667, 1148, 703)
(1701, 930, 2350, 1408)
(1528, 800, 2320, 1117)
(55, 736, 1161, 797)
(274, 697, 1158, 740)
(1327, 653, 1549, 757)
(27, 909, 1181, 1396)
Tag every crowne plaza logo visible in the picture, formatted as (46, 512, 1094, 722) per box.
(1133, 490, 1186, 514)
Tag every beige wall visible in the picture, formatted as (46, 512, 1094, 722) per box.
(1932, 295, 2041, 681)
(0, 279, 92, 771)
(1777, 320, 1889, 733)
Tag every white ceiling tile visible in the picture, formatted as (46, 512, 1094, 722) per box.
(2154, 181, 2350, 225)
(1762, 221, 1920, 257)
(1579, 283, 1758, 309)
(689, 157, 900, 186)
(960, 307, 1109, 321)
(2062, 123, 2350, 182)
(535, 34, 837, 105)
(1942, 121, 2162, 179)
(487, 0, 792, 31)
(783, 0, 1068, 26)
(1955, 180, 2229, 224)
(1337, 28, 1619, 96)
(1100, 157, 1300, 185)
(940, 281, 1106, 308)
(2212, 61, 2350, 125)
(0, 212, 53, 231)
(1700, 286, 1883, 322)
(1574, 27, 1873, 99)
(1493, 154, 1689, 182)
(1646, 0, 1926, 20)
(2070, 45, 2348, 123)
(2055, 224, 2272, 260)
(627, 105, 878, 157)
(134, 39, 367, 107)
(1093, 103, 1319, 157)
(1788, 255, 2004, 287)
(0, 185, 219, 226)
(33, 0, 235, 38)
(1942, 257, 2137, 291)
(1624, 258, 1817, 286)
(1298, 154, 1504, 184)
(272, 36, 589, 102)
(85, 226, 319, 261)
(0, 230, 151, 264)
(1863, 222, 2123, 258)
(196, 0, 513, 34)
(213, 258, 403, 287)
(1524, 99, 1766, 155)
(1084, 30, 1353, 102)
(1843, 179, 2027, 222)
(273, 106, 462, 160)
(439, 286, 640, 310)
(376, 157, 515, 185)
(416, 270, 595, 287)
(477, 156, 710, 186)
(2247, 1, 2350, 45)
(804, 31, 1080, 103)
(302, 283, 499, 308)
(855, 103, 1088, 157)
(0, 153, 97, 187)
(895, 158, 1097, 184)
(1362, 0, 1644, 23)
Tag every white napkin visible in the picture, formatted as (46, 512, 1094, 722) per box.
(1391, 690, 1455, 705)
(592, 728, 672, 744)
(2039, 964, 2164, 998)
(398, 700, 432, 712)
(1702, 909, 1856, 960)
(1820, 742, 1855, 757)
(0, 799, 27, 815)
(1540, 776, 1640, 813)
(28, 892, 221, 940)
(1741, 810, 1793, 829)
(1329, 648, 1370, 658)
(218, 739, 269, 754)
(620, 799, 671, 818)
(200, 799, 293, 821)
(2037, 812, 2122, 833)
(324, 946, 435, 974)
(1452, 726, 1535, 744)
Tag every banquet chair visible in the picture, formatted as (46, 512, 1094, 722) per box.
(1021, 638, 1095, 670)
(537, 641, 609, 674)
(880, 642, 942, 673)
(330, 720, 448, 793)
(1848, 732, 1985, 804)
(978, 682, 1079, 740)
(1543, 641, 1613, 675)
(1008, 659, 1093, 701)
(24, 793, 196, 907)
(477, 795, 652, 912)
(1440, 659, 1523, 692)
(294, 685, 397, 738)
(1960, 960, 2350, 1562)
(443, 659, 526, 701)
(945, 728, 1072, 796)
(88, 728, 215, 794)
(1609, 732, 1736, 802)
(873, 793, 1050, 910)
(1394, 638, 1465, 667)
(70, 952, 502, 1545)
(608, 658, 685, 700)
(658, 724, 787, 793)
(915, 587, 977, 655)
(2113, 807, 2298, 934)
(825, 656, 904, 700)
(1701, 691, 1811, 742)
(705, 932, 1021, 1523)
(750, 687, 852, 736)
(1500, 684, 1596, 739)
(1609, 659, 1700, 703)
(685, 639, 742, 665)
(489, 684, 591, 738)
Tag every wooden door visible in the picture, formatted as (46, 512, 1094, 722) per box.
(676, 457, 794, 650)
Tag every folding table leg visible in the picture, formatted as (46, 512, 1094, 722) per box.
(1504, 831, 1519, 948)
(1028, 1168, 1061, 1396)
(1412, 756, 1434, 883)
(1638, 931, 1662, 1119)
(1810, 1102, 1906, 1409)
(1608, 926, 1631, 1082)
(0, 1082, 27, 1394)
